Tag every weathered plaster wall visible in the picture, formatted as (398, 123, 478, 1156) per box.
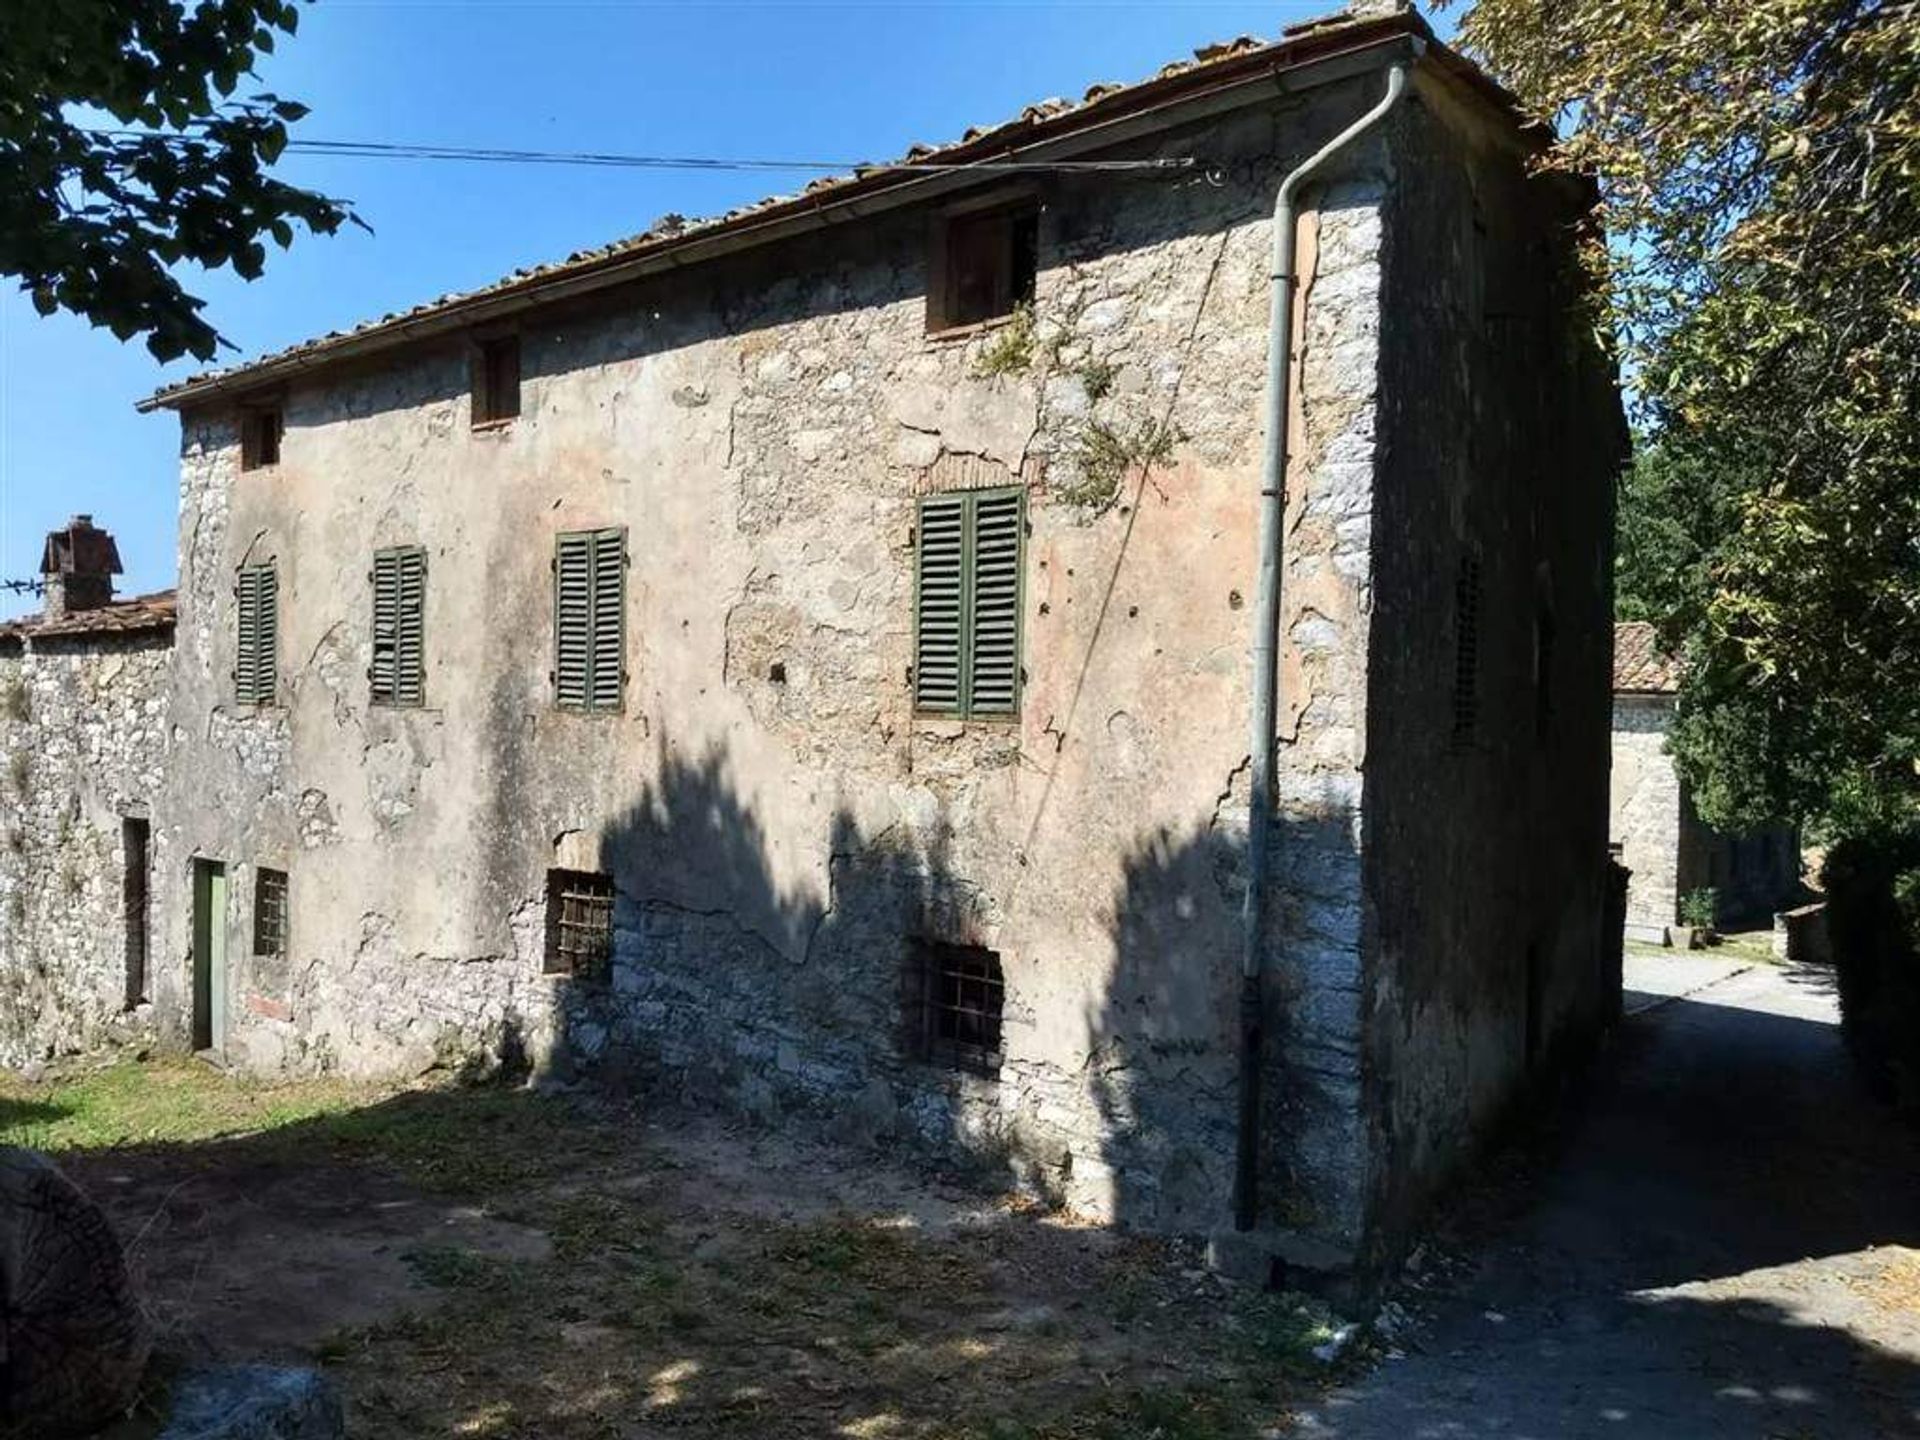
(1611, 694, 1684, 936)
(0, 634, 171, 1066)
(1358, 70, 1625, 1264)
(158, 77, 1404, 1236)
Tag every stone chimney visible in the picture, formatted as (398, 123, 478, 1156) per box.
(40, 515, 122, 620)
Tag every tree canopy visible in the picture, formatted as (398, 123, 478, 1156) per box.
(1453, 0, 1920, 840)
(0, 1, 355, 362)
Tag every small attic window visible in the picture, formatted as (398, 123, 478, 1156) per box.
(471, 334, 521, 427)
(240, 405, 282, 470)
(929, 202, 1038, 333)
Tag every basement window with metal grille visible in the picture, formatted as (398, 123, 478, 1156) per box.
(240, 405, 282, 470)
(914, 488, 1023, 719)
(912, 940, 1005, 1076)
(928, 202, 1038, 333)
(544, 869, 614, 979)
(234, 562, 279, 707)
(370, 545, 427, 706)
(1451, 554, 1482, 751)
(553, 528, 626, 713)
(471, 334, 521, 427)
(254, 867, 288, 958)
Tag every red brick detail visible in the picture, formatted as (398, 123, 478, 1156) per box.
(246, 993, 292, 1023)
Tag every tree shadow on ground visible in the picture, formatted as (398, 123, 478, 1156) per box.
(37, 1073, 1345, 1440)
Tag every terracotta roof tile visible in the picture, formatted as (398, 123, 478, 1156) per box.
(1614, 621, 1680, 694)
(0, 591, 177, 644)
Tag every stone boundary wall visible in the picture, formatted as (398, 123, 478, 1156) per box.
(0, 632, 171, 1068)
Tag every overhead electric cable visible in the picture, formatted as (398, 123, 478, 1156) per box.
(83, 130, 1196, 174)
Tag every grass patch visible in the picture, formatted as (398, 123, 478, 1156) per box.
(0, 1057, 381, 1152)
(6, 1059, 1331, 1439)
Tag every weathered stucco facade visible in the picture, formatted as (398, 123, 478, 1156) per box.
(3, 8, 1624, 1269)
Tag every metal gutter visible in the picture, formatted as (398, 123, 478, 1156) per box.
(1235, 55, 1415, 1234)
(138, 24, 1428, 413)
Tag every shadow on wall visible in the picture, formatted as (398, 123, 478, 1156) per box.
(502, 733, 1363, 1239)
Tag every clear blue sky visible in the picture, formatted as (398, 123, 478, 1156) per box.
(0, 1, 1451, 615)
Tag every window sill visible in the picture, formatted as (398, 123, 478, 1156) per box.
(912, 710, 1021, 729)
(924, 314, 1021, 345)
(469, 417, 518, 435)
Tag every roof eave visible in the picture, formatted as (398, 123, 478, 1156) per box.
(140, 16, 1465, 415)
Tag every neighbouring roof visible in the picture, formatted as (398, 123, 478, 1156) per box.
(1614, 621, 1681, 695)
(0, 591, 177, 645)
(140, 5, 1535, 414)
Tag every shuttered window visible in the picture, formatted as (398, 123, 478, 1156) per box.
(554, 528, 626, 713)
(370, 546, 427, 707)
(914, 488, 1023, 718)
(235, 563, 278, 707)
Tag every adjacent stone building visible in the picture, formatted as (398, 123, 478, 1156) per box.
(0, 519, 173, 1067)
(1609, 622, 1801, 942)
(1, 6, 1624, 1272)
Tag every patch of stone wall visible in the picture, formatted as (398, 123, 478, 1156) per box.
(0, 634, 171, 1067)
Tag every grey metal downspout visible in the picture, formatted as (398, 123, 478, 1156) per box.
(1236, 58, 1413, 1233)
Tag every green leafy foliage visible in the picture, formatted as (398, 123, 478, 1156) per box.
(1453, 0, 1920, 841)
(0, 1, 359, 360)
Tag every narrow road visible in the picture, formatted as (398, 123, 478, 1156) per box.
(1303, 955, 1920, 1438)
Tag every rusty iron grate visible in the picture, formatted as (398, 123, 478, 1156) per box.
(915, 940, 1004, 1075)
(253, 866, 289, 958)
(546, 869, 614, 978)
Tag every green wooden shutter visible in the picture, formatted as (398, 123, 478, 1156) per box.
(915, 494, 966, 714)
(236, 563, 277, 706)
(967, 490, 1023, 715)
(372, 546, 427, 707)
(369, 550, 399, 704)
(588, 528, 624, 712)
(915, 491, 1022, 718)
(554, 532, 593, 710)
(395, 547, 427, 706)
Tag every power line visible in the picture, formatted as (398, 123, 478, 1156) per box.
(83, 130, 1196, 175)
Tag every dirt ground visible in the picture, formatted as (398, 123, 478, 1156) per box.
(6, 1066, 1351, 1439)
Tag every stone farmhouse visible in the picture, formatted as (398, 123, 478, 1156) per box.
(1609, 622, 1801, 942)
(2, 4, 1624, 1276)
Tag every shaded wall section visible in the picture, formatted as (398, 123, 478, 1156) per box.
(1358, 68, 1626, 1265)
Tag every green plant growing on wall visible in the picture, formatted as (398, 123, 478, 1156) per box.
(8, 751, 28, 796)
(1059, 417, 1183, 513)
(1077, 356, 1118, 401)
(970, 302, 1036, 378)
(1679, 887, 1717, 932)
(0, 678, 27, 724)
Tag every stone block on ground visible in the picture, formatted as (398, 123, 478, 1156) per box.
(0, 1147, 150, 1437)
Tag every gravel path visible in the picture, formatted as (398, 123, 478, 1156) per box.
(1300, 956, 1920, 1438)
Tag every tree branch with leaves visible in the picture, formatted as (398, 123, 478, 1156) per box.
(0, 0, 360, 361)
(1451, 0, 1920, 840)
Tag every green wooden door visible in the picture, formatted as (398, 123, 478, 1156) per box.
(192, 860, 228, 1053)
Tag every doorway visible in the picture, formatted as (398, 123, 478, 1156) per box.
(191, 859, 227, 1053)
